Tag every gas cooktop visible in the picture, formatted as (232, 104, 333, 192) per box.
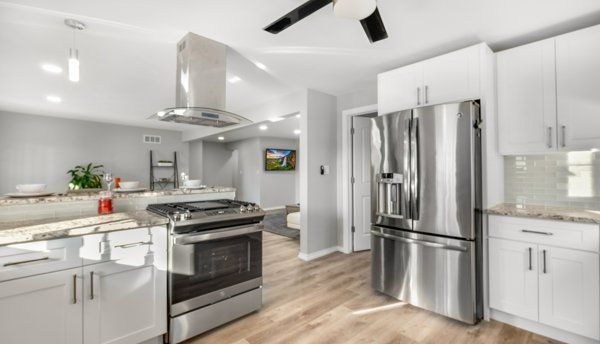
(147, 199, 264, 233)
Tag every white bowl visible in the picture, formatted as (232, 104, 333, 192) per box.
(16, 184, 46, 193)
(119, 181, 140, 190)
(184, 180, 202, 188)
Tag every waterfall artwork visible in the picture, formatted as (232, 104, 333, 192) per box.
(265, 148, 297, 171)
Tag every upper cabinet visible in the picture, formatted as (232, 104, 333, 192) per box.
(378, 44, 483, 115)
(497, 40, 556, 155)
(497, 24, 600, 154)
(556, 25, 600, 151)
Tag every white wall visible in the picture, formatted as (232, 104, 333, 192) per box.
(201, 141, 236, 188)
(0, 111, 189, 194)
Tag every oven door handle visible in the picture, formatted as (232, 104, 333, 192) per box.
(173, 224, 263, 245)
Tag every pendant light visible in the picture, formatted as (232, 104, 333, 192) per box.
(64, 19, 86, 82)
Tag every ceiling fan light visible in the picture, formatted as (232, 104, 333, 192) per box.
(333, 0, 377, 20)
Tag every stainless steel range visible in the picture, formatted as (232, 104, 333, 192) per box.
(147, 199, 265, 343)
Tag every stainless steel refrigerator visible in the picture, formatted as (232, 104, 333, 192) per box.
(370, 100, 483, 324)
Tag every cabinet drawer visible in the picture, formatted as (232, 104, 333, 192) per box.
(81, 227, 162, 266)
(489, 215, 599, 252)
(0, 237, 82, 282)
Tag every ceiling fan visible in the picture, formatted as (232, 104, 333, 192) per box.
(264, 0, 388, 43)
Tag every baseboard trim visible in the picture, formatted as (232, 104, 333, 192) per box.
(298, 246, 339, 261)
(490, 309, 599, 344)
(337, 245, 351, 254)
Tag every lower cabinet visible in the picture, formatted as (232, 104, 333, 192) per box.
(538, 245, 599, 340)
(83, 258, 167, 344)
(489, 238, 538, 321)
(489, 217, 600, 341)
(0, 226, 167, 344)
(0, 267, 83, 344)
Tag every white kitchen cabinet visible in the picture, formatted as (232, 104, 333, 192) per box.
(556, 24, 600, 151)
(0, 267, 83, 344)
(378, 63, 423, 115)
(378, 44, 483, 115)
(497, 39, 557, 154)
(421, 45, 480, 106)
(538, 245, 600, 340)
(489, 238, 538, 321)
(83, 257, 167, 344)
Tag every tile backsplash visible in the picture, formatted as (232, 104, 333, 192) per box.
(504, 152, 600, 210)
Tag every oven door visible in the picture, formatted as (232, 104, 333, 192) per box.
(169, 223, 262, 317)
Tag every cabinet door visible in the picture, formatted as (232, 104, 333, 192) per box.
(83, 228, 167, 344)
(539, 246, 599, 340)
(0, 268, 83, 344)
(422, 45, 480, 106)
(497, 39, 557, 155)
(377, 63, 423, 114)
(556, 25, 600, 151)
(489, 238, 538, 321)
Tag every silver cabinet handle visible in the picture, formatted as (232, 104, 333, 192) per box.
(542, 249, 547, 273)
(72, 274, 78, 304)
(424, 85, 429, 104)
(3, 256, 50, 267)
(416, 87, 421, 105)
(114, 241, 153, 249)
(371, 229, 467, 252)
(521, 229, 553, 236)
(89, 271, 94, 300)
(561, 125, 566, 148)
(547, 126, 553, 148)
(174, 224, 263, 245)
(528, 247, 532, 271)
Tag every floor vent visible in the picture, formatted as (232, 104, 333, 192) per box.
(144, 135, 161, 144)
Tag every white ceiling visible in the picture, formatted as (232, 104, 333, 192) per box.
(2, 0, 600, 132)
(203, 116, 301, 143)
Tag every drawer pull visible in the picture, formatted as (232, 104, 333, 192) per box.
(114, 241, 152, 249)
(3, 256, 50, 267)
(528, 247, 532, 271)
(521, 229, 553, 236)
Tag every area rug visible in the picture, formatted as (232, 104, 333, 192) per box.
(263, 209, 299, 240)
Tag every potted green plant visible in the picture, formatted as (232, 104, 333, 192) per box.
(67, 163, 104, 192)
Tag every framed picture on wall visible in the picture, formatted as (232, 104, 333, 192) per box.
(265, 148, 296, 171)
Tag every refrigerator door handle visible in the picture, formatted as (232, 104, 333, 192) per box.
(410, 116, 420, 220)
(403, 116, 412, 220)
(370, 229, 468, 252)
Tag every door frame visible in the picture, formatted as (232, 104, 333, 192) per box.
(340, 104, 378, 253)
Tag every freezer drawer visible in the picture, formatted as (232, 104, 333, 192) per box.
(371, 226, 481, 324)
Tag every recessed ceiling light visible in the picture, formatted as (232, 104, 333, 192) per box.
(296, 114, 301, 118)
(46, 95, 62, 103)
(269, 117, 284, 122)
(228, 76, 242, 84)
(41, 63, 63, 74)
(294, 129, 301, 135)
(259, 125, 268, 130)
(218, 136, 225, 141)
(255, 62, 267, 70)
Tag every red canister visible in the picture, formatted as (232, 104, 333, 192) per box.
(98, 191, 113, 215)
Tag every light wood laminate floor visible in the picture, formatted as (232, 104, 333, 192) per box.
(186, 232, 560, 344)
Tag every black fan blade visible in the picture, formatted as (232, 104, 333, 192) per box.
(264, 0, 333, 34)
(360, 8, 388, 43)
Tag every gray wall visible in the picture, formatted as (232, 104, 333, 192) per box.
(227, 138, 261, 204)
(303, 89, 338, 254)
(0, 111, 189, 194)
(188, 140, 203, 181)
(259, 137, 299, 208)
(504, 152, 600, 209)
(201, 141, 236, 188)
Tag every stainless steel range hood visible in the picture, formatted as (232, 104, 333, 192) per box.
(150, 33, 251, 127)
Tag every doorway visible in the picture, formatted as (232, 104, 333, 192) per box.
(340, 104, 378, 253)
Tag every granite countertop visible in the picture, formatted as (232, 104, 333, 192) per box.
(0, 187, 236, 207)
(0, 211, 168, 246)
(486, 203, 600, 224)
